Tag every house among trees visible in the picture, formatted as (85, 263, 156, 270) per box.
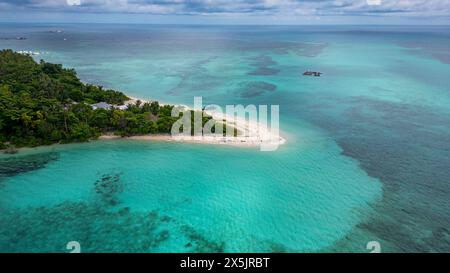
(0, 49, 224, 148)
(91, 102, 113, 110)
(91, 102, 129, 110)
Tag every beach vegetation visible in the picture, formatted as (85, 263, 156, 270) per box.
(0, 49, 224, 149)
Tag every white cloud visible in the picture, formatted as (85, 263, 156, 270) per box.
(67, 0, 81, 6)
(0, 0, 449, 17)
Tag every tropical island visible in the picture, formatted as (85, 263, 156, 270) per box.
(0, 49, 228, 152)
(0, 49, 285, 153)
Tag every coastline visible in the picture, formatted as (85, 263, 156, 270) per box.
(99, 133, 284, 147)
(123, 96, 287, 148)
(0, 94, 286, 154)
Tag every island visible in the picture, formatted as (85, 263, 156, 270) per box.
(0, 49, 286, 153)
(0, 49, 231, 152)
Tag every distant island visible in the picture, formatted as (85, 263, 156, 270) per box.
(0, 49, 225, 152)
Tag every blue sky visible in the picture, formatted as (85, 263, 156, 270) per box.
(0, 0, 449, 24)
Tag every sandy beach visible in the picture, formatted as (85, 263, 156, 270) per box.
(99, 133, 285, 147)
(112, 96, 286, 149)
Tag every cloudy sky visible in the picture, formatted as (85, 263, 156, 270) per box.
(0, 0, 449, 24)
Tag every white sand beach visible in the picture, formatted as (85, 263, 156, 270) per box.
(104, 96, 286, 148)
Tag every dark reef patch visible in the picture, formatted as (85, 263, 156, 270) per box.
(94, 172, 124, 206)
(269, 42, 327, 57)
(249, 55, 277, 67)
(399, 41, 450, 65)
(247, 55, 280, 76)
(292, 94, 450, 252)
(0, 203, 167, 252)
(236, 40, 327, 58)
(264, 241, 291, 253)
(181, 225, 225, 253)
(248, 67, 280, 76)
(0, 152, 59, 179)
(290, 43, 327, 57)
(0, 201, 226, 253)
(166, 56, 222, 96)
(235, 81, 277, 98)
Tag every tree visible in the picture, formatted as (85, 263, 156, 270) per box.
(0, 49, 234, 149)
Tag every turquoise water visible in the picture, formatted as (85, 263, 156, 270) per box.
(1, 24, 449, 252)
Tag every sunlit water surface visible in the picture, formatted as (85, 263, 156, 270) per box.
(1, 24, 449, 252)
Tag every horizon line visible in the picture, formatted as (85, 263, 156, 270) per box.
(1, 22, 450, 26)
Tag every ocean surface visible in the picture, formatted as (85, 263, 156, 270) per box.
(1, 24, 449, 252)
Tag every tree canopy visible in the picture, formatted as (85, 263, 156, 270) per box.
(0, 49, 224, 150)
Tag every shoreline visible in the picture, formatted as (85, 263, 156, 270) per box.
(46, 75, 287, 149)
(0, 132, 284, 157)
(123, 96, 287, 148)
(99, 133, 284, 147)
(1, 94, 286, 154)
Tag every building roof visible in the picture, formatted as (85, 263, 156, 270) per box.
(91, 102, 112, 109)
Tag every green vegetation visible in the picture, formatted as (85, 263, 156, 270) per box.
(0, 49, 226, 149)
